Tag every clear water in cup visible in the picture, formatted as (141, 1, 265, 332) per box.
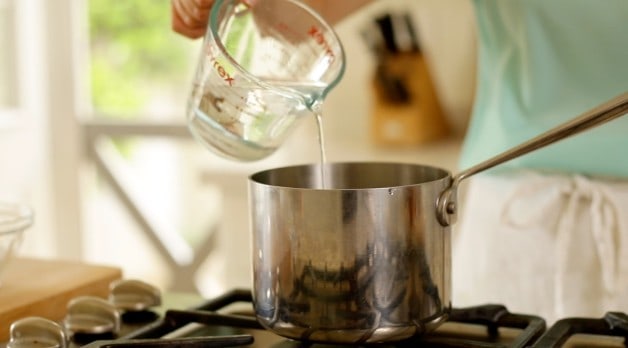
(187, 81, 326, 161)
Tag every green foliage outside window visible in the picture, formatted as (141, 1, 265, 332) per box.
(89, 0, 199, 119)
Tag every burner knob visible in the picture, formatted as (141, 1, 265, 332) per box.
(63, 296, 120, 335)
(7, 317, 68, 348)
(108, 279, 161, 311)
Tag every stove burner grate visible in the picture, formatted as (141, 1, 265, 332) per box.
(86, 290, 545, 348)
(533, 312, 628, 347)
(81, 335, 254, 348)
(75, 289, 628, 347)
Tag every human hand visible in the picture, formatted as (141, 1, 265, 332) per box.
(171, 0, 366, 39)
(171, 0, 214, 39)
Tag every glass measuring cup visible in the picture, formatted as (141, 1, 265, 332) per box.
(187, 0, 346, 161)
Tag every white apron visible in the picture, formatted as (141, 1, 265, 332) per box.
(452, 170, 628, 324)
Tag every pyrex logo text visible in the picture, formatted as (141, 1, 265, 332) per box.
(308, 25, 336, 63)
(205, 48, 235, 86)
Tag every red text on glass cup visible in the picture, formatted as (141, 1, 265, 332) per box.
(205, 49, 235, 86)
(308, 25, 336, 63)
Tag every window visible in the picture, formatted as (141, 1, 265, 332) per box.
(0, 0, 17, 110)
(83, 1, 226, 294)
(87, 0, 199, 120)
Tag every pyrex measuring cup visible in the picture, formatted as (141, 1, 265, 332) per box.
(187, 0, 346, 161)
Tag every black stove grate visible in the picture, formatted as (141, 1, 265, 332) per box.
(414, 304, 546, 348)
(532, 312, 628, 347)
(80, 335, 254, 348)
(75, 289, 550, 348)
(110, 290, 261, 344)
(74, 289, 628, 347)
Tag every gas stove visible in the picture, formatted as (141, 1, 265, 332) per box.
(4, 279, 628, 348)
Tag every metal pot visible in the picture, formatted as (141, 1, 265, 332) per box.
(248, 93, 628, 344)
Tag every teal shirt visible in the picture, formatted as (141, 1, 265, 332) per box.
(460, 0, 628, 178)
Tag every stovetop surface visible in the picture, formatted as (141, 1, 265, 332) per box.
(4, 287, 628, 348)
(78, 289, 628, 348)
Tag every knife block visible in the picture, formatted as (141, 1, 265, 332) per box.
(370, 52, 449, 146)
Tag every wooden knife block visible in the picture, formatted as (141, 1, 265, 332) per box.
(370, 52, 449, 146)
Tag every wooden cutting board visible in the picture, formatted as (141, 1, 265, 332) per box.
(0, 257, 122, 340)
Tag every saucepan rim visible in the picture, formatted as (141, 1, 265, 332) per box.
(248, 161, 452, 190)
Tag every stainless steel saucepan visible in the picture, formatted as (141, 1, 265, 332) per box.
(248, 92, 628, 344)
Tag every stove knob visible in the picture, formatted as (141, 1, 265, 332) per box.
(108, 279, 161, 311)
(7, 317, 68, 348)
(63, 296, 120, 335)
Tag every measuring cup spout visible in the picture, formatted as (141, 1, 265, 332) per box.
(437, 92, 628, 226)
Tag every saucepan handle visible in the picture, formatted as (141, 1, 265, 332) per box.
(437, 92, 628, 227)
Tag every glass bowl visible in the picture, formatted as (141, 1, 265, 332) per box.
(0, 202, 34, 280)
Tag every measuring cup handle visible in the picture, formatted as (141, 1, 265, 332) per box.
(437, 92, 628, 227)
